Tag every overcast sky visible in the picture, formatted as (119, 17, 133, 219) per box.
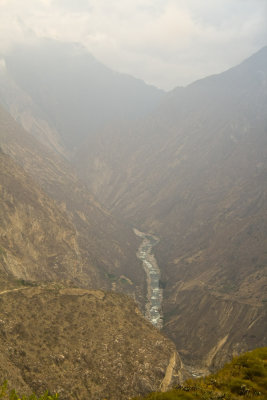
(0, 0, 266, 90)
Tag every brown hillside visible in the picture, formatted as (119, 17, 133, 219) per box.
(0, 286, 182, 400)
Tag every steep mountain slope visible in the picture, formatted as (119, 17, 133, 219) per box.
(0, 105, 146, 303)
(0, 286, 182, 400)
(2, 38, 164, 152)
(0, 150, 96, 286)
(74, 47, 267, 368)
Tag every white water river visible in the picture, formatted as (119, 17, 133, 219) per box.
(134, 229, 163, 329)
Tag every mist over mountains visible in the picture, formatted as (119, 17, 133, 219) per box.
(1, 38, 164, 152)
(0, 39, 266, 398)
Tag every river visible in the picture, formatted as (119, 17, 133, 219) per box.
(134, 229, 163, 329)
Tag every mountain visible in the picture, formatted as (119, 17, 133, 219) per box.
(0, 285, 183, 400)
(73, 46, 267, 369)
(1, 39, 266, 374)
(2, 38, 164, 152)
(0, 104, 146, 305)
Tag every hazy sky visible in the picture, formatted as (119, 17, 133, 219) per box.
(0, 0, 266, 89)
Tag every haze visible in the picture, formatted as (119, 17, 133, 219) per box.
(0, 0, 266, 89)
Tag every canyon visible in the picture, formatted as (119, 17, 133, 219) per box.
(0, 39, 266, 398)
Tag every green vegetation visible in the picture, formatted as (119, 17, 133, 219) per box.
(0, 382, 59, 400)
(133, 348, 267, 400)
(106, 272, 117, 281)
(119, 277, 129, 285)
(16, 279, 37, 287)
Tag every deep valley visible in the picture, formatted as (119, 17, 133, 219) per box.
(0, 38, 266, 399)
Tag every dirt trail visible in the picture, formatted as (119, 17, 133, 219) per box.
(0, 287, 29, 296)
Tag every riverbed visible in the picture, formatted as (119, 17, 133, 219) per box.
(134, 229, 163, 329)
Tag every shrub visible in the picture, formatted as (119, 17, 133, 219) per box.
(0, 381, 59, 400)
